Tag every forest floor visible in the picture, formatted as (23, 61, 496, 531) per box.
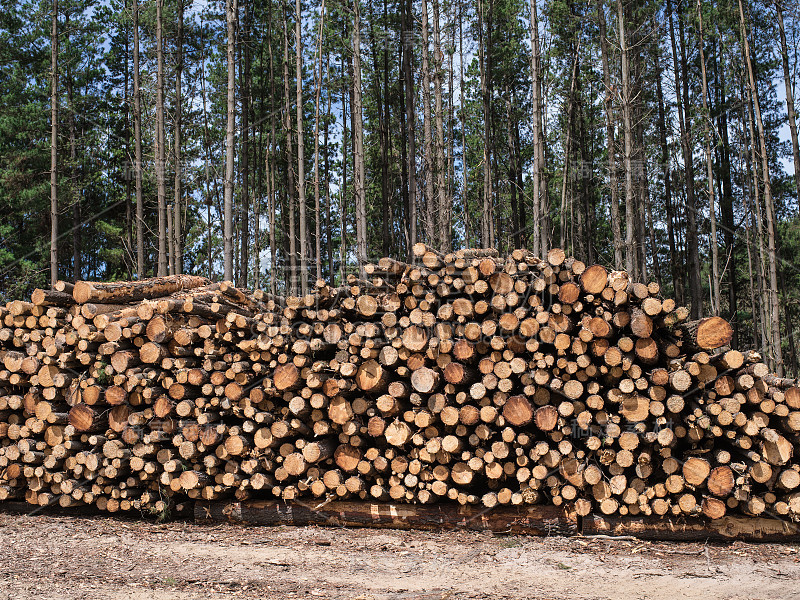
(0, 512, 799, 600)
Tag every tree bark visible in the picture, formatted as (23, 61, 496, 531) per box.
(530, 0, 543, 256)
(296, 0, 307, 294)
(155, 0, 167, 277)
(313, 0, 327, 282)
(66, 13, 79, 282)
(50, 0, 58, 286)
(478, 0, 493, 248)
(668, 0, 702, 317)
(173, 0, 184, 275)
(420, 0, 435, 247)
(282, 0, 297, 293)
(240, 0, 251, 287)
(267, 0, 277, 293)
(123, 3, 132, 278)
(224, 0, 238, 282)
(459, 5, 469, 247)
(133, 0, 144, 279)
(402, 0, 417, 254)
(352, 0, 367, 278)
(655, 35, 681, 305)
(597, 1, 622, 269)
(617, 0, 636, 281)
(697, 0, 719, 314)
(432, 0, 449, 252)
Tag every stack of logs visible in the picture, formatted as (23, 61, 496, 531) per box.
(0, 245, 798, 522)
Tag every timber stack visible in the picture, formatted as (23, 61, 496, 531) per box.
(0, 245, 798, 524)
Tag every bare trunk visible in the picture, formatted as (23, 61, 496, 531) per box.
(432, 0, 449, 251)
(668, 0, 702, 317)
(459, 5, 469, 246)
(296, 0, 307, 294)
(655, 38, 680, 305)
(240, 0, 251, 287)
(173, 0, 184, 275)
(597, 1, 622, 269)
(282, 1, 297, 293)
(617, 0, 636, 280)
(50, 0, 58, 286)
(66, 24, 79, 282)
(420, 0, 435, 246)
(133, 0, 144, 279)
(530, 0, 543, 255)
(478, 0, 493, 248)
(402, 0, 417, 254)
(155, 0, 167, 277)
(223, 0, 237, 282)
(313, 0, 327, 282)
(697, 0, 719, 313)
(124, 4, 132, 277)
(352, 0, 367, 277)
(267, 0, 277, 293)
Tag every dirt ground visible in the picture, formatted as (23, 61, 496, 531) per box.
(0, 512, 799, 600)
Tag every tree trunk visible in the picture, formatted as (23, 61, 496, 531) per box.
(668, 0, 702, 318)
(432, 0, 449, 251)
(282, 0, 297, 293)
(267, 0, 277, 293)
(123, 3, 132, 278)
(223, 0, 238, 282)
(173, 0, 184, 275)
(368, 0, 389, 258)
(597, 1, 622, 269)
(313, 0, 327, 282)
(402, 0, 417, 255)
(530, 0, 543, 255)
(155, 0, 167, 277)
(420, 0, 435, 247)
(655, 36, 681, 305)
(741, 69, 770, 354)
(325, 55, 333, 280)
(50, 0, 58, 286)
(459, 5, 469, 247)
(200, 17, 213, 280)
(776, 0, 800, 210)
(697, 0, 719, 314)
(340, 54, 348, 284)
(66, 16, 79, 282)
(478, 0, 493, 248)
(352, 0, 367, 277)
(240, 0, 251, 287)
(617, 0, 636, 281)
(296, 0, 307, 294)
(713, 31, 736, 347)
(739, 0, 783, 374)
(133, 0, 144, 279)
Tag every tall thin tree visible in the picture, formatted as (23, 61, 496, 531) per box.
(697, 0, 719, 313)
(173, 0, 184, 274)
(50, 0, 58, 286)
(133, 0, 144, 278)
(224, 0, 237, 281)
(296, 0, 308, 294)
(352, 0, 367, 276)
(155, 0, 167, 276)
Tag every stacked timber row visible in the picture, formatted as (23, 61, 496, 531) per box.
(0, 245, 798, 523)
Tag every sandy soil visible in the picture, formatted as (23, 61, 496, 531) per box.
(0, 512, 799, 600)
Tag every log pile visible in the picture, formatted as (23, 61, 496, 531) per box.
(0, 245, 799, 524)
